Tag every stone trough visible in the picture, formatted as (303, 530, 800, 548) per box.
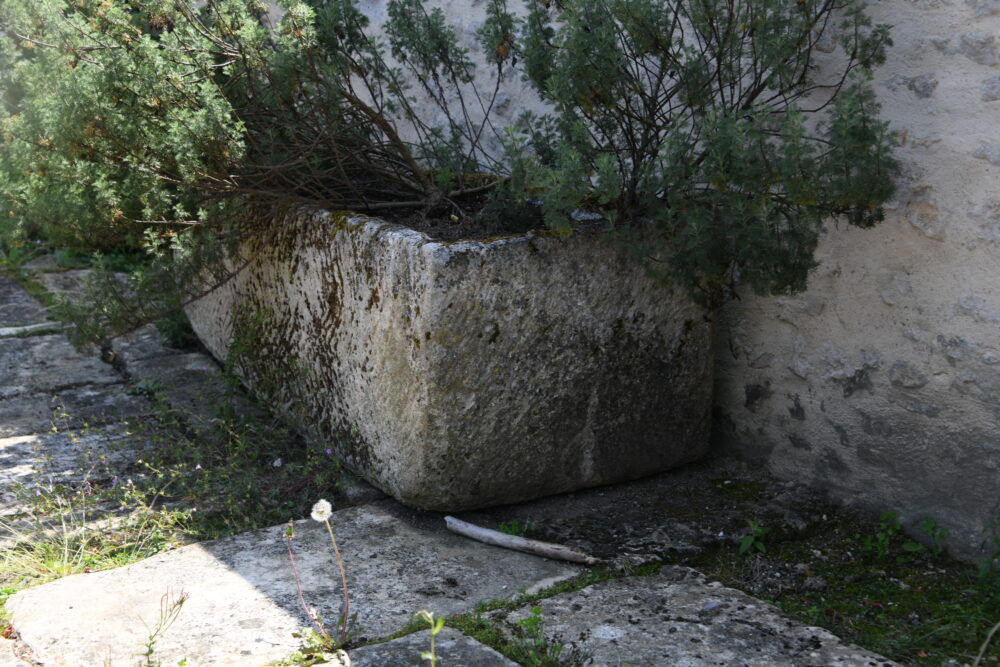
(186, 208, 713, 510)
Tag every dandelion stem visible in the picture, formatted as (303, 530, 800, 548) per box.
(324, 519, 350, 644)
(284, 529, 329, 641)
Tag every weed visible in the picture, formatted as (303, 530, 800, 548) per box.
(271, 629, 351, 666)
(685, 507, 1000, 665)
(855, 511, 901, 560)
(448, 611, 586, 667)
(52, 248, 145, 273)
(977, 517, 1000, 582)
(129, 377, 166, 396)
(8, 325, 62, 338)
(715, 479, 765, 501)
(518, 605, 544, 635)
(0, 241, 42, 279)
(310, 499, 353, 647)
(414, 610, 446, 666)
(918, 517, 949, 557)
(114, 382, 347, 540)
(1, 487, 178, 591)
(8, 273, 56, 311)
(284, 522, 329, 643)
(52, 249, 92, 270)
(738, 520, 769, 555)
(0, 587, 15, 627)
(137, 590, 188, 667)
(155, 311, 199, 351)
(506, 605, 577, 667)
(283, 500, 355, 661)
(499, 520, 531, 537)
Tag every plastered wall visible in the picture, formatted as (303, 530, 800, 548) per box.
(714, 0, 1000, 559)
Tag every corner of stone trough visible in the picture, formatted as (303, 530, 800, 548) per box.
(185, 209, 715, 513)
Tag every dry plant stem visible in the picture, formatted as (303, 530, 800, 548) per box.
(444, 516, 601, 565)
(973, 619, 1000, 667)
(323, 519, 350, 645)
(284, 531, 330, 641)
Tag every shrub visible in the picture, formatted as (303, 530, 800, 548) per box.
(494, 0, 896, 302)
(0, 0, 896, 341)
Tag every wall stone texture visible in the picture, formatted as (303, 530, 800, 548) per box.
(187, 211, 713, 510)
(714, 0, 1000, 560)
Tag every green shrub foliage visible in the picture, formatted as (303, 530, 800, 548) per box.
(0, 0, 896, 340)
(492, 0, 896, 301)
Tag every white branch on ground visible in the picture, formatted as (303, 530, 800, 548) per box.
(444, 516, 600, 566)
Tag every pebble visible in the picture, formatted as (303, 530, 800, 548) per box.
(802, 576, 828, 591)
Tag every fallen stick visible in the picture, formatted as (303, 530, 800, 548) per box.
(444, 516, 601, 565)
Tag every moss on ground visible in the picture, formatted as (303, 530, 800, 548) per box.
(712, 478, 766, 501)
(680, 508, 1000, 666)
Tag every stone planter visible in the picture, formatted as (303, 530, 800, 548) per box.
(186, 207, 713, 510)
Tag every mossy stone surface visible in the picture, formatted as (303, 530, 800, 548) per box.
(187, 209, 713, 510)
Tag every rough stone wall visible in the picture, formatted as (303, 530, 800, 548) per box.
(714, 1, 1000, 559)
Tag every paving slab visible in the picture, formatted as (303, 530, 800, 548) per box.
(20, 253, 59, 272)
(347, 628, 517, 666)
(0, 637, 32, 667)
(0, 385, 151, 438)
(0, 642, 16, 667)
(37, 270, 92, 300)
(338, 472, 389, 506)
(127, 352, 248, 423)
(0, 276, 48, 327)
(7, 503, 580, 666)
(456, 457, 832, 569)
(109, 323, 185, 365)
(504, 566, 897, 667)
(0, 424, 151, 517)
(0, 335, 121, 397)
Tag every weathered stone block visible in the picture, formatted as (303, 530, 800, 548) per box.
(0, 276, 48, 327)
(0, 335, 121, 398)
(186, 209, 712, 510)
(348, 629, 517, 667)
(504, 567, 898, 666)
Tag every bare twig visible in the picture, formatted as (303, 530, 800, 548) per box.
(444, 516, 601, 566)
(973, 619, 1000, 667)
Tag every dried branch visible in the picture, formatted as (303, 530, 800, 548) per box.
(444, 516, 601, 566)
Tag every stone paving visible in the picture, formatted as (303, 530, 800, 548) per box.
(0, 270, 899, 666)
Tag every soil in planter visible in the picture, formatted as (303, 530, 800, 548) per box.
(378, 188, 547, 242)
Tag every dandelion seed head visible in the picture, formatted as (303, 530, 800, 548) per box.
(311, 498, 333, 522)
